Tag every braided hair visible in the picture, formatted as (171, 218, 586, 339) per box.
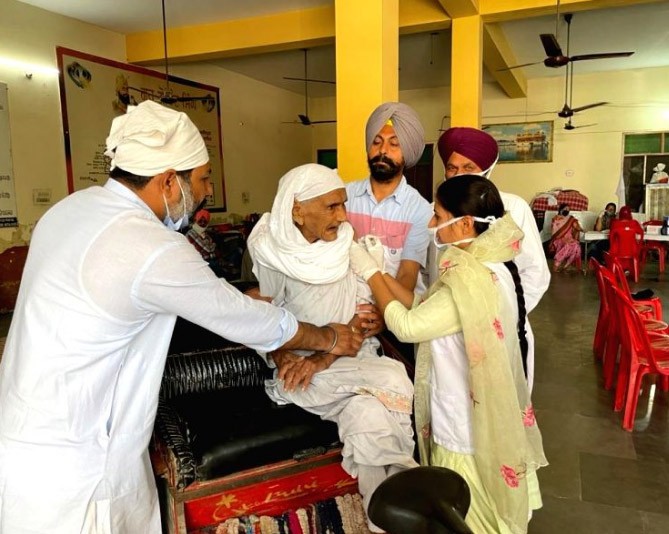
(436, 175, 529, 375)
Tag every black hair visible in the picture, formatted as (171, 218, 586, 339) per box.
(436, 174, 529, 376)
(605, 202, 617, 211)
(109, 166, 193, 189)
(436, 174, 504, 234)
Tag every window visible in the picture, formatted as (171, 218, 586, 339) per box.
(622, 131, 669, 211)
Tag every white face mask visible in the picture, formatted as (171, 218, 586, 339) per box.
(432, 215, 498, 249)
(444, 156, 499, 181)
(162, 176, 189, 231)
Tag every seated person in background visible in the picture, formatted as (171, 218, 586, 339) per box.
(590, 202, 617, 263)
(594, 202, 617, 231)
(650, 163, 669, 184)
(549, 203, 583, 272)
(186, 209, 217, 263)
(247, 163, 418, 534)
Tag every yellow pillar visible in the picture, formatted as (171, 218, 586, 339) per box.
(450, 15, 482, 127)
(335, 0, 399, 181)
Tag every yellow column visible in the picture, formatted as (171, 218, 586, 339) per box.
(335, 0, 399, 181)
(450, 15, 482, 127)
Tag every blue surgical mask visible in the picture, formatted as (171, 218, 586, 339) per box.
(162, 177, 189, 231)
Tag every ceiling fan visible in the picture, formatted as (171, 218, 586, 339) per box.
(499, 0, 634, 72)
(556, 14, 608, 119)
(158, 0, 214, 106)
(283, 49, 336, 126)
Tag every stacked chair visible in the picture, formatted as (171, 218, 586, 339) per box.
(640, 220, 666, 274)
(590, 255, 669, 431)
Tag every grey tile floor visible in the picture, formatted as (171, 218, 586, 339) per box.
(2, 263, 669, 533)
(529, 263, 669, 534)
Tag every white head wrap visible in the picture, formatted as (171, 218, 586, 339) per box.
(654, 163, 666, 173)
(248, 163, 353, 285)
(104, 100, 209, 176)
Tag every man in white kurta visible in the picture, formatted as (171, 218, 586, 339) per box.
(0, 102, 361, 534)
(247, 163, 418, 533)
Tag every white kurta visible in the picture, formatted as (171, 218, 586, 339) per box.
(0, 180, 297, 534)
(427, 193, 550, 390)
(255, 264, 418, 526)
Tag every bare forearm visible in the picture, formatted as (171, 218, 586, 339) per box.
(281, 322, 362, 356)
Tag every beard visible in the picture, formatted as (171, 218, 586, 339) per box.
(168, 179, 198, 224)
(367, 154, 404, 183)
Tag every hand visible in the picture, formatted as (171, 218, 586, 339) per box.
(271, 350, 335, 391)
(328, 323, 363, 356)
(244, 286, 273, 303)
(351, 303, 384, 338)
(349, 240, 381, 281)
(361, 235, 385, 271)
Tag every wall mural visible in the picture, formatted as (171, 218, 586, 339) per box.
(56, 47, 225, 211)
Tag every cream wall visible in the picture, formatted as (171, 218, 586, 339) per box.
(1, 0, 126, 244)
(312, 66, 669, 212)
(170, 63, 313, 221)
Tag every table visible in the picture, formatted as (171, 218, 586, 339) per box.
(579, 231, 669, 272)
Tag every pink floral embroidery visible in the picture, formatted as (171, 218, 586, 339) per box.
(522, 405, 536, 427)
(492, 318, 504, 340)
(439, 259, 453, 271)
(511, 240, 521, 252)
(500, 465, 519, 488)
(420, 424, 431, 439)
(490, 272, 499, 282)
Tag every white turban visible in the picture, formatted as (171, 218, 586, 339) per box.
(365, 102, 425, 168)
(248, 164, 353, 285)
(104, 100, 209, 176)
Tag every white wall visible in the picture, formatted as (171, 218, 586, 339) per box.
(171, 63, 312, 220)
(1, 0, 126, 244)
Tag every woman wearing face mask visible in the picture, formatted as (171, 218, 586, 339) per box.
(549, 203, 584, 272)
(350, 175, 547, 534)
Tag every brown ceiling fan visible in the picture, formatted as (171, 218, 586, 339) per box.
(158, 0, 214, 105)
(499, 0, 634, 72)
(557, 14, 609, 119)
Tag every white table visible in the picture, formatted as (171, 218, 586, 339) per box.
(579, 231, 669, 271)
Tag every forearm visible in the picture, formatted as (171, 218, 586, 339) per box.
(281, 322, 336, 352)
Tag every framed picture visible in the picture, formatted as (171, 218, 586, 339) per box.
(56, 47, 226, 211)
(483, 121, 553, 163)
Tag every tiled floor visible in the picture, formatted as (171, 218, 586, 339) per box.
(2, 263, 669, 533)
(529, 263, 669, 534)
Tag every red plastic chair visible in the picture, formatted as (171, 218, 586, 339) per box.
(641, 220, 666, 274)
(609, 285, 669, 431)
(606, 254, 663, 321)
(597, 262, 667, 391)
(608, 222, 644, 282)
(589, 257, 609, 359)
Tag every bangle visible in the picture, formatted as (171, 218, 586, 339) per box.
(317, 324, 338, 354)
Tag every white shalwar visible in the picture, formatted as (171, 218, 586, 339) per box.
(428, 193, 550, 390)
(0, 180, 297, 534)
(255, 264, 418, 529)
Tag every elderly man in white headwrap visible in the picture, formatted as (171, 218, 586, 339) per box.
(0, 102, 361, 534)
(248, 163, 418, 533)
(346, 102, 432, 295)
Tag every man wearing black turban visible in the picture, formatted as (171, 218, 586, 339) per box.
(346, 102, 432, 295)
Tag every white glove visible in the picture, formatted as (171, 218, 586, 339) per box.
(360, 235, 385, 272)
(350, 240, 382, 281)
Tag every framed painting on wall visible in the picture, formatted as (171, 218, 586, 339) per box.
(483, 121, 553, 164)
(56, 47, 226, 211)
